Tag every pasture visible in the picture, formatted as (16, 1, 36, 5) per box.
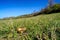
(0, 13, 60, 40)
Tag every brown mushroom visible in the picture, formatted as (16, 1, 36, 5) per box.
(16, 27, 26, 33)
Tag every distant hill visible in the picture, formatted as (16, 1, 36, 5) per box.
(1, 4, 60, 20)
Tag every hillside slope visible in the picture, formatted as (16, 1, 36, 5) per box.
(0, 13, 60, 40)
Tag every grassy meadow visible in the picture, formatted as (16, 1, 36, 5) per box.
(0, 13, 60, 40)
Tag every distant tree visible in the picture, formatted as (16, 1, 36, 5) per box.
(48, 0, 54, 7)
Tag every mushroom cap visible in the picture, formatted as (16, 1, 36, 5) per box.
(17, 27, 26, 32)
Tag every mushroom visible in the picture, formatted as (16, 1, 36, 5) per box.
(16, 27, 26, 33)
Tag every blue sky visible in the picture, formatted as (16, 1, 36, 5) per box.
(0, 0, 60, 18)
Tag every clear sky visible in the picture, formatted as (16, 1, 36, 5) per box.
(0, 0, 60, 18)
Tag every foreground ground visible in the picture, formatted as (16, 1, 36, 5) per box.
(0, 13, 60, 40)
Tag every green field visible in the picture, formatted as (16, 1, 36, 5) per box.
(0, 13, 60, 40)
